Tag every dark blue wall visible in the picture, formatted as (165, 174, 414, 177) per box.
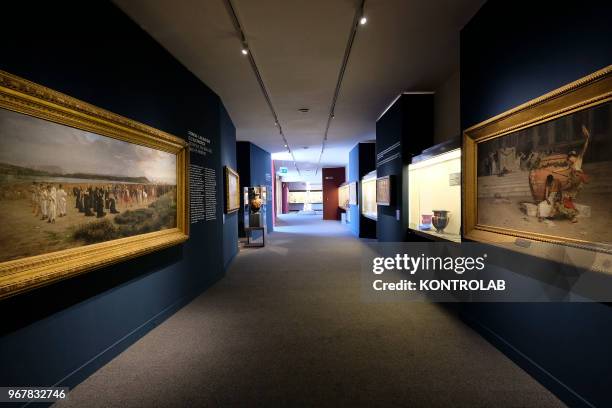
(0, 0, 236, 390)
(348, 143, 376, 238)
(236, 141, 273, 236)
(220, 105, 239, 269)
(376, 94, 434, 242)
(460, 1, 612, 407)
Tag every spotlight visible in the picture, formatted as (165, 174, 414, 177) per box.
(241, 48, 248, 55)
(360, 16, 367, 25)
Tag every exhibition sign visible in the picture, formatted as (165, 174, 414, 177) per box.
(463, 65, 612, 255)
(0, 71, 189, 298)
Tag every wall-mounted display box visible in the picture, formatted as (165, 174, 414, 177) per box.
(288, 190, 323, 204)
(348, 181, 357, 206)
(361, 171, 377, 220)
(376, 175, 392, 206)
(338, 183, 350, 210)
(408, 141, 461, 242)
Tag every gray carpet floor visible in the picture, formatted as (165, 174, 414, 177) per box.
(56, 214, 565, 407)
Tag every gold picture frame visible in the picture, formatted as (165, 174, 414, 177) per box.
(224, 166, 240, 213)
(463, 65, 612, 254)
(376, 176, 392, 206)
(0, 71, 189, 299)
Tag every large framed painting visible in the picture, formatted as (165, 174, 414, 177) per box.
(0, 71, 189, 298)
(463, 65, 612, 255)
(224, 166, 240, 213)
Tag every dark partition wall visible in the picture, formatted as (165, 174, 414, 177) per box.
(221, 105, 239, 269)
(0, 1, 237, 389)
(376, 94, 434, 242)
(460, 1, 612, 407)
(348, 143, 376, 238)
(236, 141, 273, 236)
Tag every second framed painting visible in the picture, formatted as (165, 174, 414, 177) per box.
(225, 166, 240, 213)
(463, 65, 612, 256)
(0, 71, 189, 299)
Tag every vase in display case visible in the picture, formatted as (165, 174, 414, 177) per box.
(432, 210, 450, 233)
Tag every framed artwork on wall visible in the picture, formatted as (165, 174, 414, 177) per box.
(463, 65, 612, 255)
(0, 70, 189, 299)
(338, 183, 349, 209)
(376, 175, 392, 206)
(348, 181, 358, 205)
(224, 166, 240, 213)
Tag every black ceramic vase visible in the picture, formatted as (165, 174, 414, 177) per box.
(432, 210, 450, 233)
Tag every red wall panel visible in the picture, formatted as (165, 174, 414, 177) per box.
(322, 167, 346, 220)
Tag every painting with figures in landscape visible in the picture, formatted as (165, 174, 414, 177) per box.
(0, 107, 178, 263)
(476, 101, 612, 249)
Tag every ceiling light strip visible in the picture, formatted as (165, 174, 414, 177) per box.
(315, 0, 366, 175)
(224, 0, 300, 177)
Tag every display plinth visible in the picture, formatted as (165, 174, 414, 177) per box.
(408, 147, 461, 242)
(243, 186, 267, 246)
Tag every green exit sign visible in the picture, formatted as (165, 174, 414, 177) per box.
(279, 167, 288, 174)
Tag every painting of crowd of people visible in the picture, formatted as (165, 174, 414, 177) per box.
(0, 108, 178, 263)
(476, 101, 612, 247)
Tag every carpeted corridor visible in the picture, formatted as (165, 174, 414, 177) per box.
(56, 214, 565, 407)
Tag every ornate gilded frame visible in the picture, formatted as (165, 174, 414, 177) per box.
(376, 176, 392, 206)
(224, 165, 240, 213)
(463, 65, 612, 253)
(0, 71, 189, 299)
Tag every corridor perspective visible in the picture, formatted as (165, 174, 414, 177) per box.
(2, 1, 611, 407)
(57, 214, 562, 407)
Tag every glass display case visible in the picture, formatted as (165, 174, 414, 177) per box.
(348, 182, 357, 205)
(288, 190, 323, 204)
(243, 186, 267, 229)
(361, 171, 377, 220)
(408, 145, 461, 242)
(338, 183, 350, 210)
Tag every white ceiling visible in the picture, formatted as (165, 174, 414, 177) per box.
(115, 0, 484, 182)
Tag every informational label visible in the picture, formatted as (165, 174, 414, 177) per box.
(449, 172, 461, 186)
(188, 130, 212, 156)
(204, 167, 217, 221)
(189, 164, 206, 224)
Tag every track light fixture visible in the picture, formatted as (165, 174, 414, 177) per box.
(315, 0, 366, 176)
(225, 0, 301, 177)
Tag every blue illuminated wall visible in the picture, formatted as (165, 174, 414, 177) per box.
(348, 142, 376, 238)
(460, 1, 612, 406)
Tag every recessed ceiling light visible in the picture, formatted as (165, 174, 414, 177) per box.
(360, 16, 367, 25)
(241, 48, 248, 55)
